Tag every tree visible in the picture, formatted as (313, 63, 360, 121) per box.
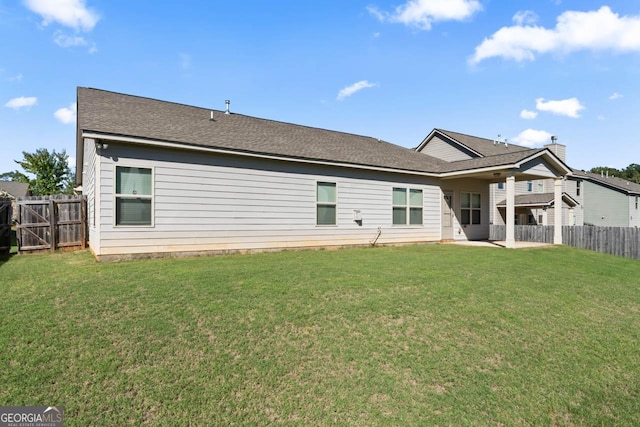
(9, 148, 74, 196)
(621, 163, 640, 184)
(589, 166, 621, 177)
(0, 170, 29, 182)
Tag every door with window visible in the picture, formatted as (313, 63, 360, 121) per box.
(441, 191, 453, 240)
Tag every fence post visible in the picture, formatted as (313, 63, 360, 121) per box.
(81, 197, 87, 249)
(49, 198, 57, 252)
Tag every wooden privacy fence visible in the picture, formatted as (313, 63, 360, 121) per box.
(490, 225, 640, 259)
(0, 197, 11, 254)
(16, 195, 87, 253)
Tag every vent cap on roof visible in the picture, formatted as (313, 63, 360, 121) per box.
(225, 100, 230, 115)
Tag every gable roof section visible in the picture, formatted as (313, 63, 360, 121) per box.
(571, 170, 640, 195)
(0, 181, 29, 198)
(496, 192, 579, 208)
(76, 87, 449, 178)
(416, 129, 532, 157)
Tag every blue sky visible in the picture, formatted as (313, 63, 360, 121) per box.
(1, 0, 639, 176)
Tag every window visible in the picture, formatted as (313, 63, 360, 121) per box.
(636, 196, 638, 210)
(317, 182, 336, 225)
(497, 182, 504, 190)
(537, 180, 544, 193)
(461, 192, 481, 225)
(577, 180, 581, 196)
(115, 166, 153, 226)
(527, 181, 533, 192)
(392, 187, 423, 225)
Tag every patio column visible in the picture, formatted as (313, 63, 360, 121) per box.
(505, 174, 516, 249)
(554, 178, 563, 245)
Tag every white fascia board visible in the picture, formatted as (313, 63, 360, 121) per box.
(82, 132, 441, 178)
(439, 164, 516, 178)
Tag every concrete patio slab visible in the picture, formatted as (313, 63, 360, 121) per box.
(443, 240, 553, 249)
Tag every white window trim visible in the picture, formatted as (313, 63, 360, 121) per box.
(113, 163, 155, 228)
(461, 192, 481, 225)
(392, 187, 423, 226)
(316, 181, 337, 226)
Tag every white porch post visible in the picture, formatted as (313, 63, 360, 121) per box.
(505, 174, 516, 249)
(554, 178, 563, 245)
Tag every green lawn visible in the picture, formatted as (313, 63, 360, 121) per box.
(1, 245, 639, 426)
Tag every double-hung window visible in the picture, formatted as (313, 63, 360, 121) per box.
(115, 166, 153, 226)
(317, 182, 336, 225)
(392, 187, 423, 225)
(527, 181, 533, 192)
(461, 192, 481, 225)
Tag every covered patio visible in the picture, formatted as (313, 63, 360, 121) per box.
(438, 148, 572, 248)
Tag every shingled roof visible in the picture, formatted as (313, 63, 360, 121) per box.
(77, 87, 451, 176)
(496, 193, 579, 208)
(0, 181, 29, 198)
(433, 129, 532, 157)
(76, 88, 563, 181)
(571, 170, 640, 195)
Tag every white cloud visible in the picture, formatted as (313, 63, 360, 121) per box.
(512, 129, 553, 147)
(8, 73, 23, 81)
(5, 96, 37, 109)
(535, 97, 585, 118)
(512, 10, 538, 26)
(54, 32, 88, 47)
(368, 0, 482, 31)
(470, 6, 640, 64)
(67, 156, 76, 169)
(520, 109, 538, 120)
(609, 92, 623, 100)
(54, 102, 77, 124)
(337, 80, 377, 101)
(24, 0, 99, 31)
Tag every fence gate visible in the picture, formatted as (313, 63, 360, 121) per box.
(16, 195, 87, 253)
(0, 197, 11, 254)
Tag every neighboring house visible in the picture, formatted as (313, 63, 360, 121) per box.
(571, 170, 640, 227)
(417, 129, 640, 228)
(75, 88, 571, 260)
(0, 181, 30, 222)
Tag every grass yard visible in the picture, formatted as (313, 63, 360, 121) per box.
(1, 245, 639, 426)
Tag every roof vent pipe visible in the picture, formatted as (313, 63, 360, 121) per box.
(504, 138, 508, 148)
(551, 135, 558, 144)
(225, 100, 230, 115)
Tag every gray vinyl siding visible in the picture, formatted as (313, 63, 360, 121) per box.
(583, 181, 629, 226)
(82, 138, 99, 252)
(517, 159, 560, 178)
(418, 135, 476, 162)
(95, 142, 441, 256)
